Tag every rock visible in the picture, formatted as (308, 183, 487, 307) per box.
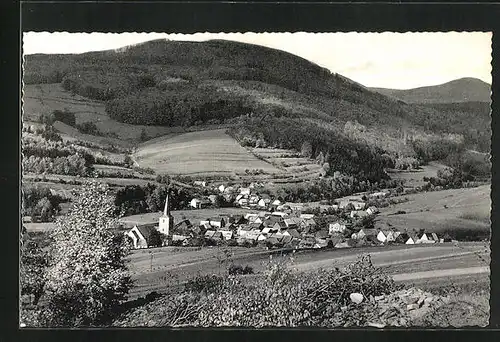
(375, 295, 385, 301)
(350, 292, 364, 304)
(407, 303, 419, 311)
(368, 322, 386, 328)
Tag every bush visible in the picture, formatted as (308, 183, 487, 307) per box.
(184, 274, 225, 294)
(77, 122, 100, 135)
(228, 264, 254, 275)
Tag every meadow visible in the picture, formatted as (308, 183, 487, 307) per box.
(133, 129, 282, 176)
(376, 184, 491, 235)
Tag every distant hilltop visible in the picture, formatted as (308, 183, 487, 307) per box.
(370, 77, 491, 104)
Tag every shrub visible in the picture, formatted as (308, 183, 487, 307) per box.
(228, 264, 254, 275)
(43, 181, 133, 327)
(184, 274, 225, 294)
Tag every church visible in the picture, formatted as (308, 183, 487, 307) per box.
(125, 195, 174, 249)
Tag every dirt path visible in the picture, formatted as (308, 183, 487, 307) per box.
(392, 266, 489, 282)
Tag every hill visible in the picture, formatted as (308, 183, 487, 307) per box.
(23, 39, 491, 178)
(370, 78, 491, 104)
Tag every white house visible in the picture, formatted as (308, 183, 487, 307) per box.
(240, 188, 251, 196)
(418, 232, 436, 244)
(366, 206, 379, 215)
(272, 199, 282, 206)
(209, 217, 226, 229)
(218, 184, 226, 193)
(329, 222, 347, 235)
(300, 213, 315, 220)
(190, 198, 210, 209)
(258, 198, 271, 208)
(271, 211, 288, 218)
(238, 198, 249, 206)
(370, 192, 387, 199)
(219, 230, 234, 240)
(351, 201, 366, 210)
(194, 181, 207, 187)
(376, 230, 388, 243)
(257, 234, 267, 241)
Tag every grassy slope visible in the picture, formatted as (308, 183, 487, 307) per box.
(370, 77, 491, 104)
(23, 83, 176, 143)
(133, 129, 282, 176)
(376, 185, 491, 233)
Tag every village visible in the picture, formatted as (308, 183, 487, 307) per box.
(125, 181, 451, 251)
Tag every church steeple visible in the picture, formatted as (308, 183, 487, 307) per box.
(158, 194, 174, 238)
(163, 194, 170, 216)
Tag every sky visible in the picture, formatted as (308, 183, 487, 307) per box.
(23, 32, 492, 89)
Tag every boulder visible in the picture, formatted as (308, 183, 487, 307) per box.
(350, 292, 364, 304)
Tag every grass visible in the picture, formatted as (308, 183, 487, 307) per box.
(133, 129, 282, 176)
(23, 83, 176, 143)
(376, 184, 491, 235)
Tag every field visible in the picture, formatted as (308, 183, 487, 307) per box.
(125, 242, 490, 299)
(387, 161, 447, 188)
(375, 184, 491, 234)
(133, 129, 282, 176)
(22, 83, 175, 143)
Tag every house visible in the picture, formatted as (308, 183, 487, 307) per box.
(369, 192, 387, 199)
(245, 213, 259, 220)
(235, 194, 244, 202)
(405, 233, 420, 245)
(431, 233, 439, 242)
(190, 198, 210, 209)
(351, 201, 367, 210)
(219, 230, 234, 240)
(249, 222, 264, 231)
(366, 206, 380, 215)
(284, 228, 301, 239)
(273, 221, 288, 232)
(328, 236, 343, 248)
(354, 228, 377, 240)
(281, 235, 293, 245)
(315, 230, 329, 240)
(237, 225, 253, 237)
(240, 188, 251, 196)
(300, 213, 315, 220)
(173, 219, 192, 232)
(230, 214, 247, 225)
(209, 217, 226, 229)
(350, 210, 369, 218)
(301, 218, 317, 230)
(263, 215, 282, 227)
(194, 181, 207, 187)
(126, 224, 161, 249)
(338, 200, 351, 209)
(271, 211, 288, 218)
(200, 219, 211, 227)
(418, 232, 436, 244)
(329, 222, 347, 235)
(224, 186, 236, 194)
(376, 230, 389, 243)
(266, 236, 281, 246)
(172, 234, 189, 243)
(237, 198, 249, 206)
(394, 232, 409, 244)
(204, 230, 217, 239)
(284, 217, 301, 229)
(258, 198, 270, 208)
(272, 199, 282, 206)
(218, 184, 226, 193)
(257, 234, 268, 241)
(211, 231, 224, 241)
(249, 195, 260, 205)
(261, 226, 278, 235)
(245, 231, 261, 241)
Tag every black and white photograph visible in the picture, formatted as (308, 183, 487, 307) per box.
(20, 31, 492, 328)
